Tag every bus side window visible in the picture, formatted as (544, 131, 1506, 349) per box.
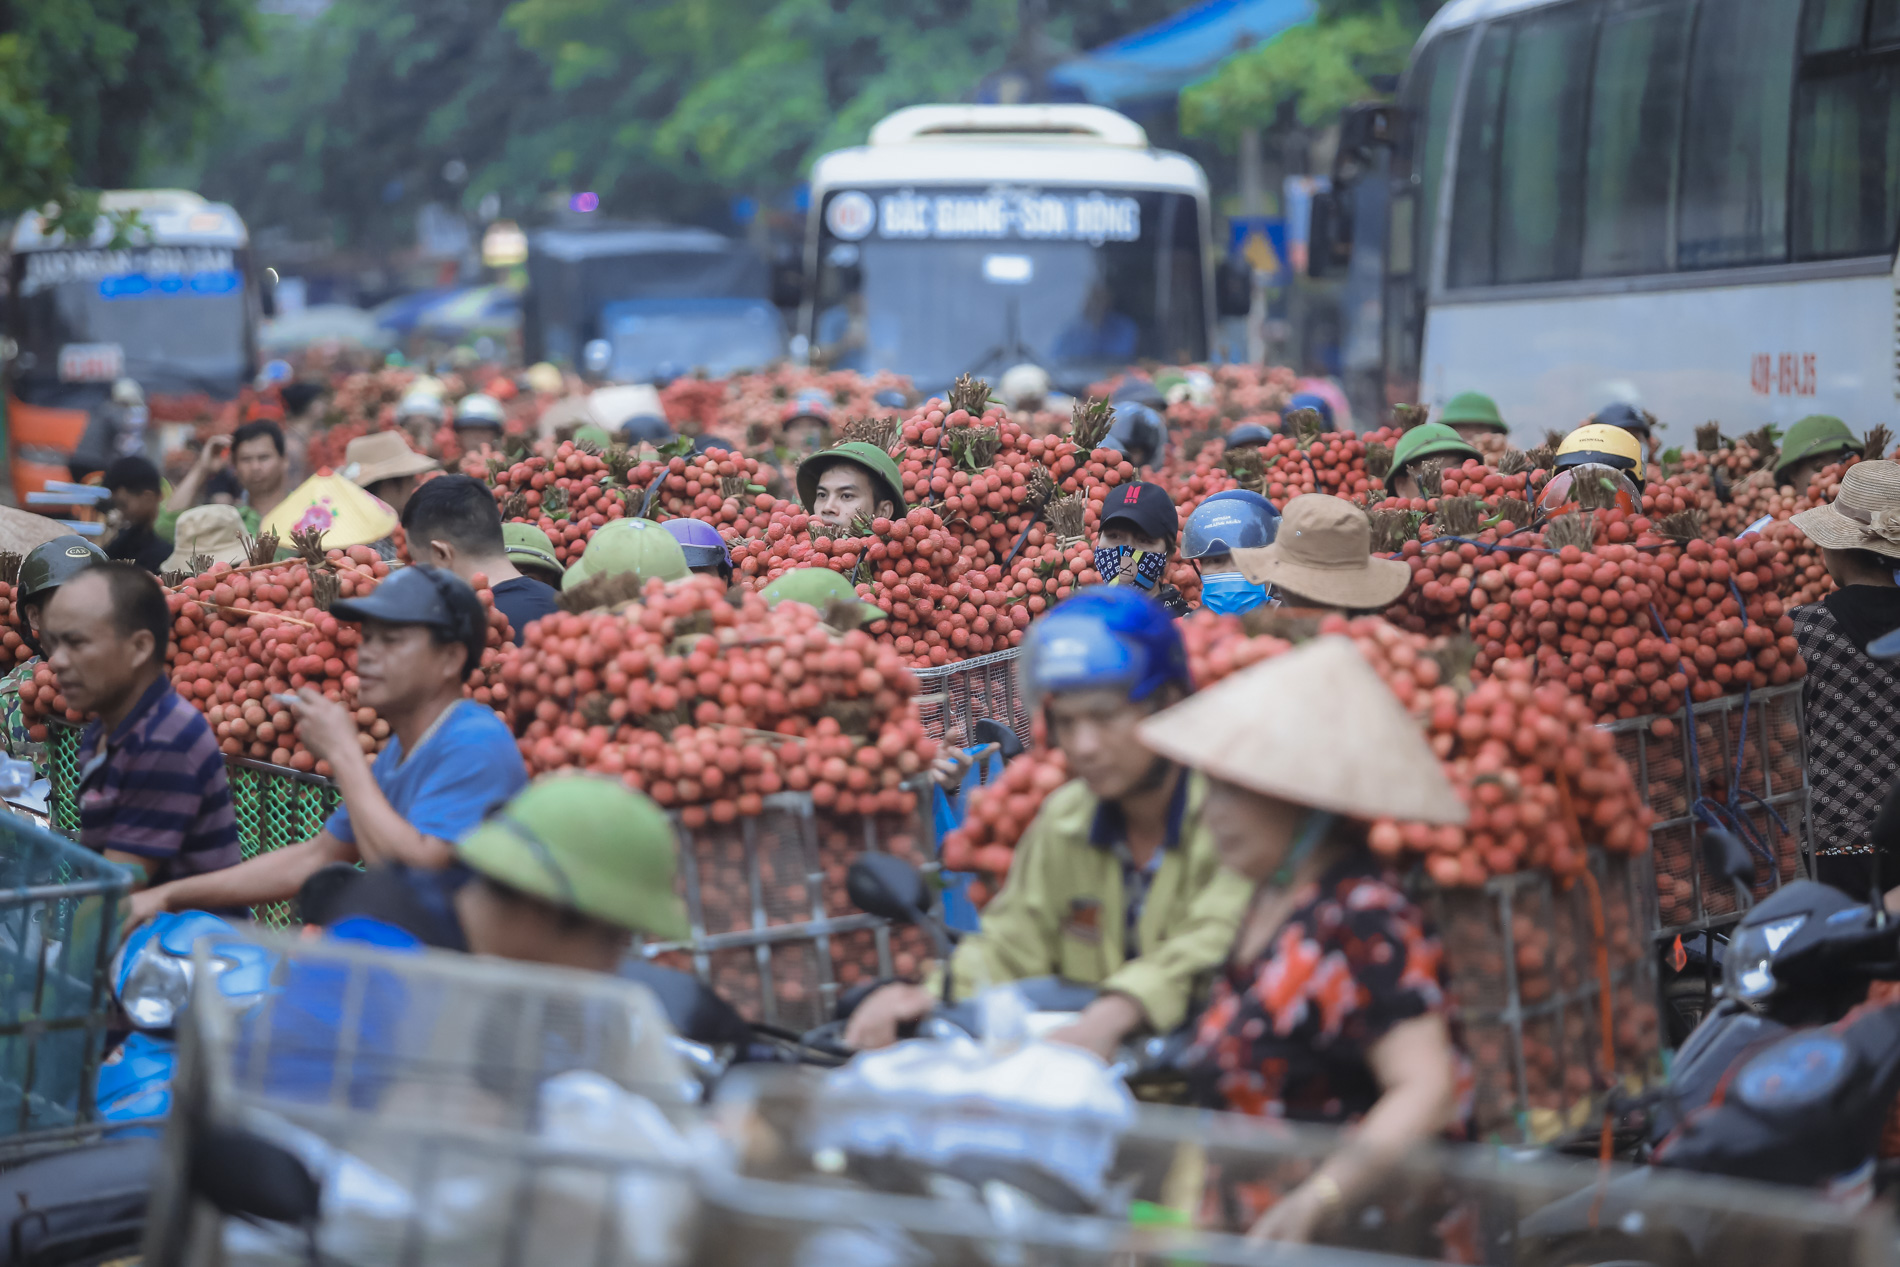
(1677, 0, 1801, 269)
(1793, 0, 1900, 260)
(1581, 0, 1694, 277)
(1447, 24, 1512, 287)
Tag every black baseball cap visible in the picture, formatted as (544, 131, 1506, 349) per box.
(331, 565, 487, 674)
(1098, 481, 1179, 545)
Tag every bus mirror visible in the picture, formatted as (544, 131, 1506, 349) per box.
(771, 261, 805, 309)
(259, 267, 278, 319)
(1215, 258, 1252, 317)
(1307, 190, 1352, 279)
(1338, 103, 1400, 162)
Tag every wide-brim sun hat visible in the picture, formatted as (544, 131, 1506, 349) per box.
(341, 430, 440, 487)
(1232, 494, 1412, 610)
(1791, 459, 1900, 554)
(161, 504, 251, 573)
(1138, 635, 1468, 825)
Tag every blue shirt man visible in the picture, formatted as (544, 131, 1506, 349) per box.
(129, 567, 526, 926)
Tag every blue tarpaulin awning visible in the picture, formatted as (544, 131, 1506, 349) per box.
(1047, 0, 1316, 109)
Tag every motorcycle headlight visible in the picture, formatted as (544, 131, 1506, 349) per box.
(115, 939, 194, 1030)
(1724, 915, 1806, 1006)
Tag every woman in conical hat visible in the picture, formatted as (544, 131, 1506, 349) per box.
(1137, 635, 1469, 1243)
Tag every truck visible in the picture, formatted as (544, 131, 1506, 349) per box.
(802, 104, 1245, 396)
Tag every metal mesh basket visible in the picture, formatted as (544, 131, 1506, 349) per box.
(1423, 851, 1660, 1144)
(640, 794, 931, 1031)
(146, 933, 695, 1267)
(912, 647, 1031, 750)
(45, 723, 337, 928)
(1602, 683, 1810, 937)
(715, 1074, 1885, 1267)
(0, 812, 129, 1135)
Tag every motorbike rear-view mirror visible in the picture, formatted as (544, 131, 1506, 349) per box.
(970, 718, 1024, 761)
(190, 1122, 320, 1226)
(1701, 828, 1756, 889)
(848, 854, 934, 924)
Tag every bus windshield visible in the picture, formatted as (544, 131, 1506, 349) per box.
(8, 246, 250, 401)
(811, 188, 1205, 393)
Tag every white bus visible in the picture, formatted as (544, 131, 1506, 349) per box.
(1338, 0, 1900, 445)
(802, 105, 1244, 396)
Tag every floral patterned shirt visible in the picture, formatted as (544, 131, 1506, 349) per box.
(1187, 855, 1456, 1124)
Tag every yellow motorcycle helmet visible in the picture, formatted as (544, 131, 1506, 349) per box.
(1553, 422, 1646, 489)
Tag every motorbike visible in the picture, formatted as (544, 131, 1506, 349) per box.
(1519, 820, 1900, 1266)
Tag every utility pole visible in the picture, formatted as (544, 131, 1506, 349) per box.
(1239, 126, 1267, 365)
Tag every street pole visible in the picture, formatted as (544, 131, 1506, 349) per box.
(1239, 126, 1267, 366)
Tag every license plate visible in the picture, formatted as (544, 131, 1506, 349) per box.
(57, 342, 124, 382)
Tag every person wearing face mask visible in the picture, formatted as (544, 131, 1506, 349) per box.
(1095, 481, 1191, 617)
(1182, 491, 1279, 615)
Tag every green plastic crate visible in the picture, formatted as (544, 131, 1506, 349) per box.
(44, 723, 338, 928)
(0, 812, 129, 1134)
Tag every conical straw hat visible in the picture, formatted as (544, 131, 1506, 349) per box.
(0, 506, 75, 557)
(259, 472, 398, 549)
(1137, 635, 1467, 825)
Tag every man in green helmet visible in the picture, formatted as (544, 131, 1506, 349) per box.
(760, 566, 886, 627)
(1437, 392, 1508, 446)
(562, 518, 691, 595)
(503, 522, 566, 590)
(455, 773, 691, 969)
(1386, 423, 1482, 500)
(797, 442, 906, 532)
(1776, 415, 1863, 494)
(0, 536, 108, 765)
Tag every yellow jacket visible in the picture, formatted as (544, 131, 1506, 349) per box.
(941, 771, 1252, 1032)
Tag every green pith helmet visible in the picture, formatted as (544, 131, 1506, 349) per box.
(563, 518, 690, 593)
(502, 522, 564, 576)
(18, 536, 108, 604)
(458, 774, 689, 938)
(760, 566, 886, 626)
(1438, 391, 1507, 432)
(572, 424, 615, 449)
(795, 442, 908, 516)
(1775, 415, 1861, 482)
(1386, 422, 1483, 493)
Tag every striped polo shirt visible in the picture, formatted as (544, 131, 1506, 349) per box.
(77, 678, 242, 883)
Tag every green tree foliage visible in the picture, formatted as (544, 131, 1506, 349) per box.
(0, 0, 248, 234)
(1179, 1, 1428, 148)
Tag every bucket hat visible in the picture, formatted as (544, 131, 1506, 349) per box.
(1792, 460, 1900, 556)
(458, 774, 689, 939)
(161, 505, 251, 573)
(563, 518, 690, 592)
(341, 431, 440, 488)
(1231, 494, 1412, 610)
(1138, 635, 1467, 825)
(1775, 415, 1862, 483)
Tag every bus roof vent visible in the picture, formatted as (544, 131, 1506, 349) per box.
(97, 189, 209, 213)
(868, 105, 1148, 150)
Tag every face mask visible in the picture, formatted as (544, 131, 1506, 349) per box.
(1199, 570, 1269, 615)
(1095, 545, 1168, 590)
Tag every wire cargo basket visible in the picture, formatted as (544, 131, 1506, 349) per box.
(718, 1075, 1883, 1267)
(911, 646, 1031, 750)
(639, 795, 931, 1031)
(45, 723, 339, 929)
(0, 812, 129, 1136)
(145, 934, 697, 1267)
(1422, 850, 1660, 1145)
(1601, 683, 1809, 937)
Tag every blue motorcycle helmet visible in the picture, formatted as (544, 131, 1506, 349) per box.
(1226, 422, 1276, 449)
(873, 388, 910, 411)
(1021, 587, 1190, 705)
(1183, 491, 1279, 560)
(1287, 391, 1335, 431)
(1102, 402, 1165, 468)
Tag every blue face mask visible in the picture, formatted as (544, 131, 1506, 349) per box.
(1199, 569, 1269, 615)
